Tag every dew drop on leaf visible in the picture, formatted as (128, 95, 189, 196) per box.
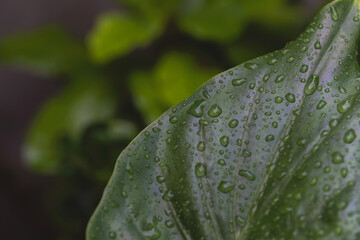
(304, 75, 319, 95)
(332, 152, 344, 164)
(314, 40, 322, 49)
(330, 6, 339, 21)
(285, 93, 296, 103)
(162, 190, 174, 200)
(156, 176, 166, 183)
(199, 119, 209, 126)
(275, 74, 285, 83)
(108, 231, 116, 239)
(220, 136, 229, 147)
(165, 220, 174, 228)
(232, 78, 247, 86)
(235, 216, 245, 226)
(169, 116, 178, 124)
(217, 181, 235, 193)
(187, 99, 205, 117)
(208, 104, 223, 117)
(244, 62, 258, 70)
(197, 141, 206, 151)
(300, 64, 309, 73)
(265, 134, 275, 142)
(238, 169, 256, 181)
(275, 96, 283, 103)
(337, 95, 354, 113)
(317, 100, 327, 109)
(195, 163, 206, 177)
(344, 129, 356, 143)
(229, 119, 239, 128)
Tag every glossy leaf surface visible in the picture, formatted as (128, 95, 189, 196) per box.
(88, 0, 360, 239)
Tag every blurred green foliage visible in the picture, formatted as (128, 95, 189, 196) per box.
(0, 0, 325, 239)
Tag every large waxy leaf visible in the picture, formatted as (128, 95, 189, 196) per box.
(87, 0, 360, 239)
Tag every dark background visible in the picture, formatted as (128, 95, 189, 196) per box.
(0, 0, 326, 239)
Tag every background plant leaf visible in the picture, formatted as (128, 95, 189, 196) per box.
(0, 26, 88, 75)
(129, 52, 219, 123)
(24, 73, 116, 173)
(177, 0, 299, 43)
(87, 12, 164, 64)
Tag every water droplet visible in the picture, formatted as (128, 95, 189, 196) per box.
(208, 104, 222, 117)
(169, 116, 178, 124)
(244, 62, 258, 70)
(242, 149, 252, 157)
(197, 142, 205, 151)
(337, 95, 354, 113)
(217, 181, 235, 193)
(265, 134, 275, 142)
(275, 96, 283, 103)
(316, 100, 327, 109)
(314, 40, 322, 49)
(220, 136, 229, 147)
(330, 6, 339, 21)
(235, 216, 245, 226)
(199, 119, 209, 126)
(152, 127, 161, 133)
(187, 99, 205, 118)
(263, 74, 270, 82)
(195, 163, 206, 177)
(275, 74, 285, 83)
(232, 78, 247, 86)
(165, 220, 174, 228)
(339, 86, 347, 93)
(340, 168, 348, 179)
(121, 191, 128, 198)
(304, 75, 319, 95)
(108, 231, 116, 239)
(287, 57, 295, 63)
(162, 190, 174, 200)
(285, 93, 296, 103)
(332, 152, 344, 164)
(329, 119, 339, 128)
(238, 169, 256, 181)
(218, 159, 226, 166)
(354, 16, 360, 22)
(156, 176, 166, 183)
(229, 119, 239, 128)
(268, 58, 278, 65)
(300, 65, 309, 73)
(344, 129, 356, 143)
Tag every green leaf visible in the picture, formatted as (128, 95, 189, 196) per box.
(24, 74, 116, 174)
(177, 0, 248, 43)
(177, 0, 298, 43)
(129, 52, 218, 123)
(117, 0, 181, 20)
(88, 0, 360, 239)
(154, 52, 220, 106)
(0, 26, 87, 75)
(87, 12, 164, 64)
(129, 71, 166, 124)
